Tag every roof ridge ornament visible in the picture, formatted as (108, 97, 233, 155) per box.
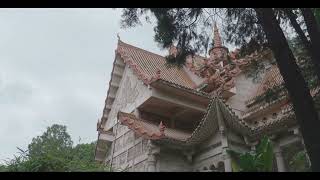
(159, 121, 166, 136)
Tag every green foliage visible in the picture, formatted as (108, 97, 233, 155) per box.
(288, 36, 320, 89)
(120, 8, 217, 66)
(314, 8, 320, 25)
(227, 136, 274, 172)
(250, 85, 286, 106)
(282, 143, 311, 172)
(243, 59, 266, 83)
(1, 124, 111, 172)
(289, 151, 311, 172)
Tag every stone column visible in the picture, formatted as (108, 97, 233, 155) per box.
(220, 129, 232, 172)
(222, 149, 232, 172)
(146, 154, 157, 172)
(146, 140, 160, 172)
(274, 144, 286, 172)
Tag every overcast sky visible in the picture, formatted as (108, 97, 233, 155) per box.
(0, 8, 169, 162)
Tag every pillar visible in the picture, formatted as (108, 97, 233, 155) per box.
(220, 130, 232, 172)
(146, 140, 160, 172)
(274, 144, 286, 172)
(146, 154, 157, 172)
(222, 149, 232, 172)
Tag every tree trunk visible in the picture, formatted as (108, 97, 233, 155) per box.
(300, 8, 320, 82)
(286, 9, 311, 49)
(255, 8, 320, 172)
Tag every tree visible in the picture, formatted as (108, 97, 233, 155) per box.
(288, 36, 319, 89)
(254, 8, 320, 172)
(2, 124, 111, 172)
(227, 137, 274, 172)
(67, 142, 110, 172)
(24, 124, 74, 171)
(300, 8, 320, 77)
(282, 9, 320, 79)
(315, 9, 320, 24)
(120, 8, 320, 171)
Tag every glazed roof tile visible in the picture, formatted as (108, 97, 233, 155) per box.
(117, 40, 196, 89)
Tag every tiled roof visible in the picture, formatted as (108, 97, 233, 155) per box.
(218, 98, 296, 140)
(116, 40, 196, 89)
(244, 63, 320, 118)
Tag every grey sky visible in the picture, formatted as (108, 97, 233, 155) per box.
(0, 8, 168, 162)
(0, 8, 241, 162)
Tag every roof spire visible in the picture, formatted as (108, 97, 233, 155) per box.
(213, 22, 222, 47)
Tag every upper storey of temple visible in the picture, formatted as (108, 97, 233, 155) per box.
(98, 23, 295, 135)
(96, 24, 320, 160)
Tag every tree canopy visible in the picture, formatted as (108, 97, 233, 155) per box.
(1, 124, 111, 172)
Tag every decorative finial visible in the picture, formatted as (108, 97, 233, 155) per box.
(156, 68, 161, 78)
(169, 44, 178, 57)
(159, 121, 166, 135)
(213, 22, 222, 47)
(117, 33, 120, 41)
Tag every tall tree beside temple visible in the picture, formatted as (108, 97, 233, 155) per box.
(254, 8, 320, 172)
(120, 8, 320, 171)
(278, 8, 320, 82)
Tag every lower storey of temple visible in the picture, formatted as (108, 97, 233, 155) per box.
(99, 122, 309, 172)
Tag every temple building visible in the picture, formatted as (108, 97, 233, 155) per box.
(94, 24, 319, 172)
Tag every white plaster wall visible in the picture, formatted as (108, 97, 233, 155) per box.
(104, 64, 152, 130)
(111, 130, 149, 171)
(193, 131, 223, 164)
(227, 130, 245, 144)
(158, 149, 193, 172)
(200, 131, 222, 148)
(226, 59, 274, 116)
(183, 66, 205, 86)
(226, 72, 262, 116)
(193, 154, 224, 172)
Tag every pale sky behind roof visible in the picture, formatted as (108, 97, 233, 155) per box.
(0, 8, 167, 162)
(0, 8, 234, 162)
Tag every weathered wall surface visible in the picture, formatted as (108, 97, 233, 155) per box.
(104, 64, 152, 130)
(104, 62, 153, 171)
(110, 131, 149, 171)
(226, 73, 262, 116)
(158, 149, 192, 172)
(227, 131, 249, 153)
(192, 131, 223, 171)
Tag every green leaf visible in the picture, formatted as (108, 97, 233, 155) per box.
(238, 153, 256, 172)
(231, 159, 241, 172)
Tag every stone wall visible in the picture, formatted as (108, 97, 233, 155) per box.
(111, 131, 149, 171)
(158, 149, 193, 172)
(226, 72, 262, 116)
(193, 131, 224, 171)
(104, 64, 152, 130)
